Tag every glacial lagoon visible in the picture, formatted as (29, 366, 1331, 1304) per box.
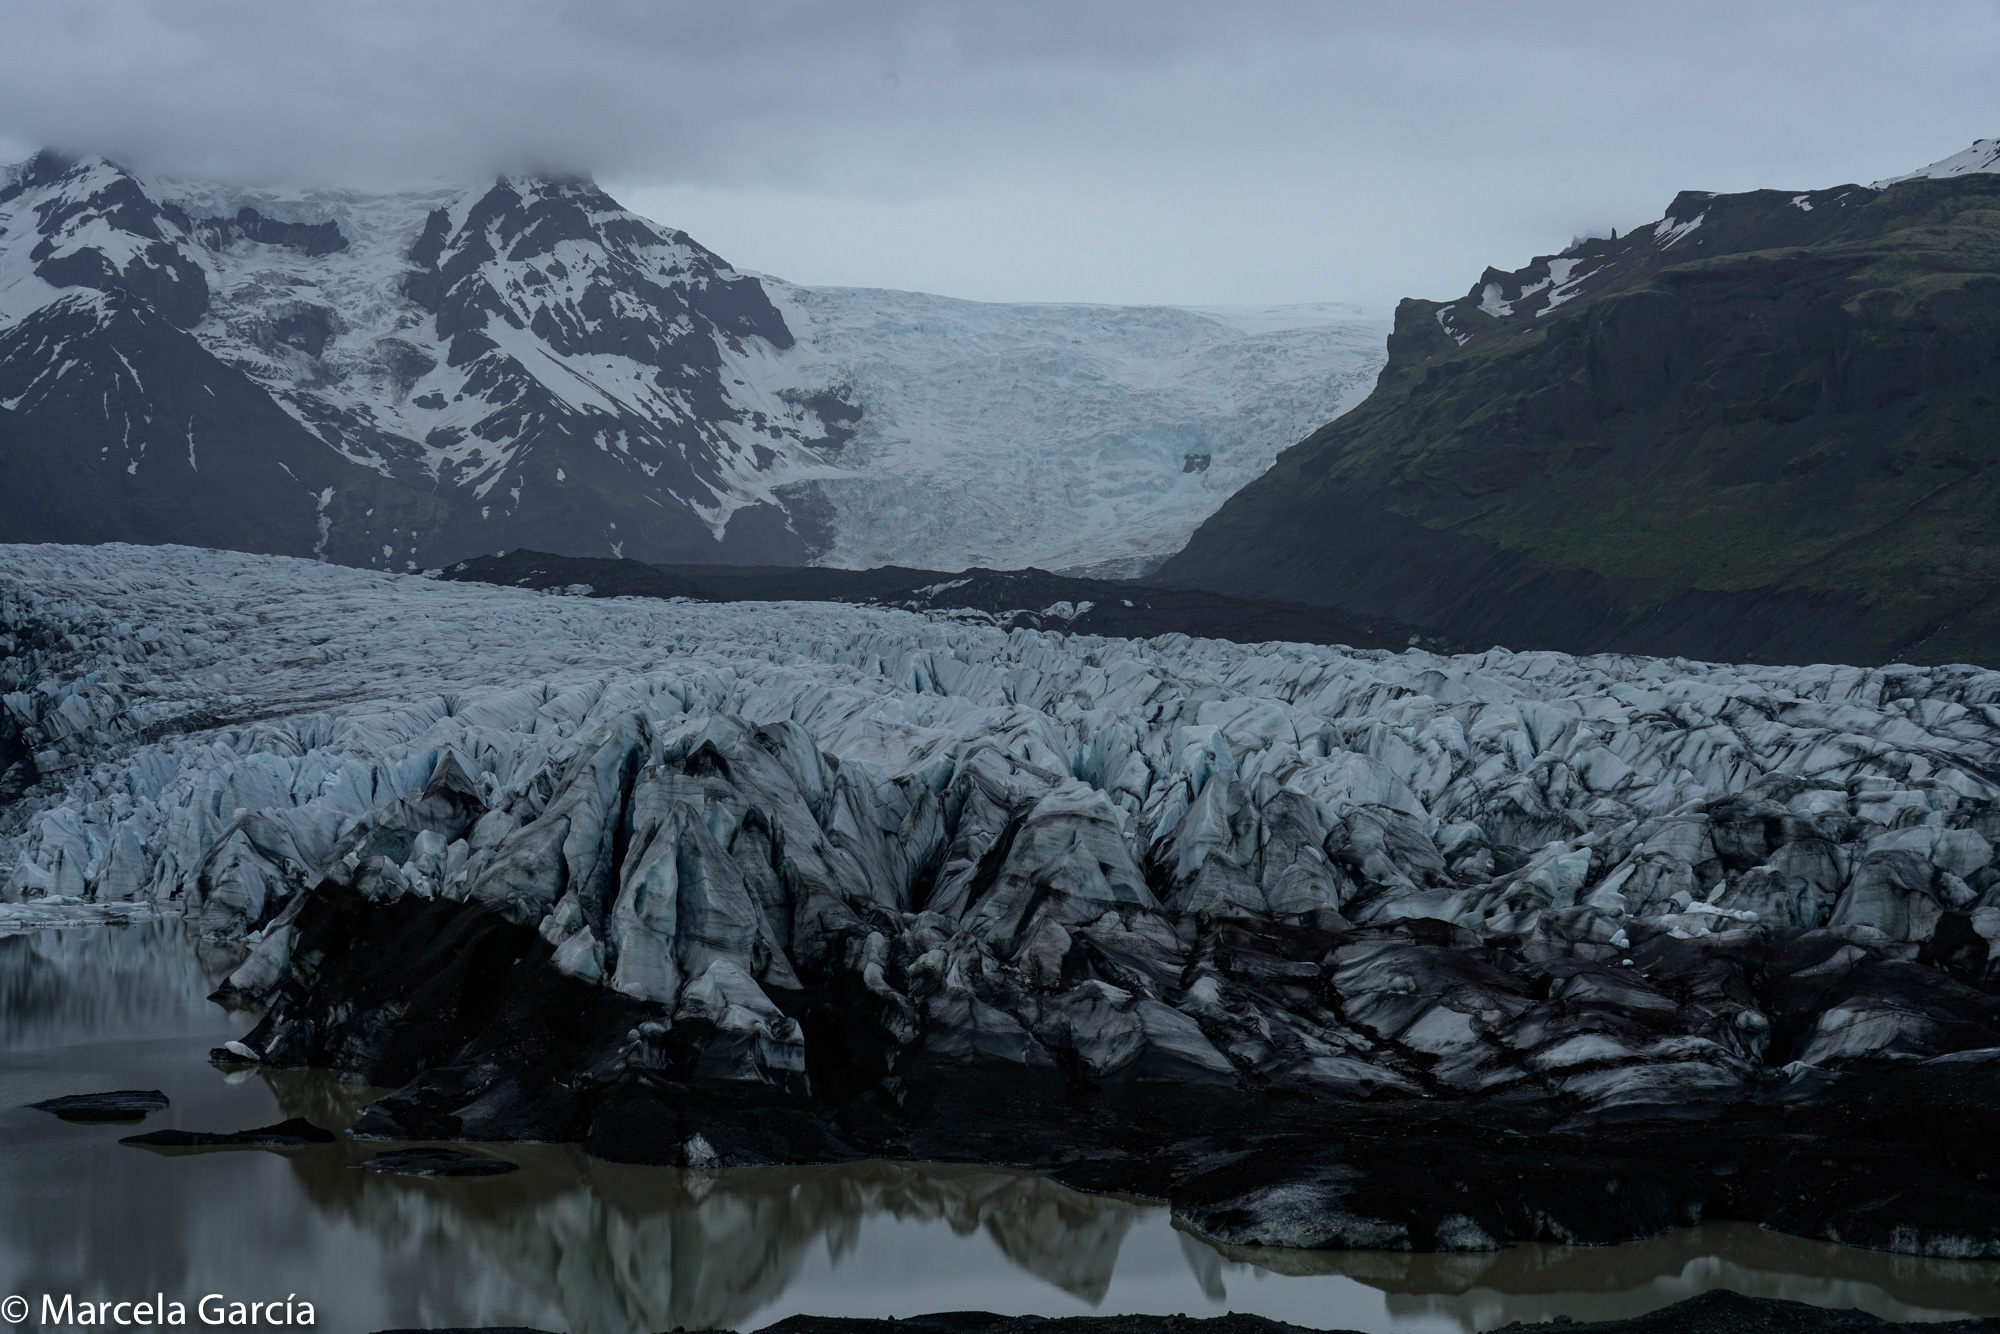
(3, 921, 1997, 1334)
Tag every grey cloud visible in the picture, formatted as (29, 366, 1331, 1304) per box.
(0, 1, 1995, 305)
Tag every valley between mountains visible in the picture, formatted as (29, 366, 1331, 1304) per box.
(0, 150, 1383, 578)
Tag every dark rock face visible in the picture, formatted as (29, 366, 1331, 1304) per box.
(1158, 175, 2000, 667)
(11, 151, 212, 328)
(28, 1089, 169, 1122)
(0, 287, 448, 560)
(121, 1116, 335, 1148)
(355, 1148, 519, 1177)
(173, 205, 350, 257)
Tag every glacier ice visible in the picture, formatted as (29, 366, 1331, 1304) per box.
(761, 285, 1388, 572)
(7, 542, 2000, 1255)
(7, 541, 1999, 1049)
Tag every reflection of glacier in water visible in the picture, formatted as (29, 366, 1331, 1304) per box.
(266, 1138, 1157, 1334)
(0, 919, 241, 1051)
(3, 923, 1999, 1333)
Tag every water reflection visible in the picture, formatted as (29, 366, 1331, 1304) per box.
(4, 922, 1999, 1334)
(266, 1138, 1152, 1334)
(1204, 1224, 2000, 1328)
(0, 919, 239, 1050)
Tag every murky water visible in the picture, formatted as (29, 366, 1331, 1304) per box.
(2, 922, 1997, 1333)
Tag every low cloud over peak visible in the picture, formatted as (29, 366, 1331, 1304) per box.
(3, 0, 1996, 305)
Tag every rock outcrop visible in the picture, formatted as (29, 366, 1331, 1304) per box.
(436, 549, 1462, 652)
(1157, 147, 2000, 667)
(28, 1089, 168, 1121)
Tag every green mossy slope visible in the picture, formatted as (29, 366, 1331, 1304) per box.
(1157, 175, 2000, 666)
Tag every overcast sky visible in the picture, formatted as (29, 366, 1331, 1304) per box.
(1, 1, 1994, 308)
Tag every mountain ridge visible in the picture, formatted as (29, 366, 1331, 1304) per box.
(0, 150, 1384, 574)
(1157, 144, 2000, 667)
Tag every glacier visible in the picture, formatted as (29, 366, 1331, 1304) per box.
(3, 543, 1998, 1257)
(760, 286, 1386, 574)
(12, 543, 2000, 954)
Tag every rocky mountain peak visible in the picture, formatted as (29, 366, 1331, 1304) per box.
(0, 152, 210, 328)
(1426, 180, 1879, 351)
(0, 150, 858, 566)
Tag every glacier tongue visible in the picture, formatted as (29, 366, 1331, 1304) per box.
(7, 542, 2000, 1254)
(7, 540, 1999, 964)
(7, 541, 2000, 942)
(761, 285, 1388, 572)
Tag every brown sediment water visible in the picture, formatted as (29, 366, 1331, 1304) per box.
(2, 922, 1997, 1334)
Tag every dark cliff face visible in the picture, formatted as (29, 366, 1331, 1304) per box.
(1157, 175, 2000, 667)
(0, 290, 444, 562)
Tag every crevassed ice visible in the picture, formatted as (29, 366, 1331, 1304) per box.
(6, 543, 1997, 960)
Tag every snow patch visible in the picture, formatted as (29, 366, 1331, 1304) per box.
(1655, 211, 1707, 249)
(1874, 138, 2000, 187)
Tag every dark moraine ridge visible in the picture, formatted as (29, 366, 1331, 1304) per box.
(1155, 172, 2000, 668)
(434, 549, 1467, 652)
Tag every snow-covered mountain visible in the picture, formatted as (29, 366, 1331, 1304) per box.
(1874, 137, 2000, 186)
(0, 151, 1385, 572)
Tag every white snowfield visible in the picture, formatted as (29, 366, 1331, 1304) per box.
(1875, 137, 2000, 187)
(6, 542, 1998, 950)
